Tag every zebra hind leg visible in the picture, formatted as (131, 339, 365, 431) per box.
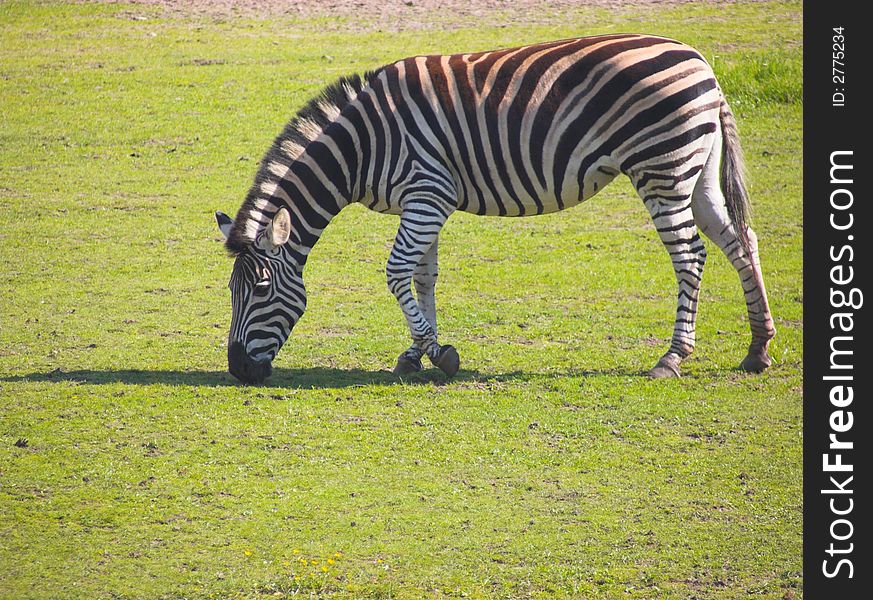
(691, 154, 776, 372)
(388, 203, 460, 377)
(641, 194, 707, 378)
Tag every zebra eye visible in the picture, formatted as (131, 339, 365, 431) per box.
(253, 278, 271, 297)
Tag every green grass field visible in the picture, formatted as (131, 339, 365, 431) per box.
(1, 1, 802, 597)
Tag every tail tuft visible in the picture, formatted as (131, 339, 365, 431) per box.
(719, 99, 753, 257)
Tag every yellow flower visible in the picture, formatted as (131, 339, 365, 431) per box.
(321, 565, 328, 573)
(311, 559, 318, 565)
(334, 551, 343, 558)
(293, 548, 301, 554)
(327, 558, 334, 565)
(244, 550, 253, 557)
(283, 561, 291, 567)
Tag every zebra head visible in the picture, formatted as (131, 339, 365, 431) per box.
(216, 208, 306, 384)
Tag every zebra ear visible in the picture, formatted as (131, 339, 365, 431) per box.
(215, 211, 234, 241)
(266, 207, 292, 248)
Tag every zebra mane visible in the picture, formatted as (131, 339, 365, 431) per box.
(225, 70, 380, 255)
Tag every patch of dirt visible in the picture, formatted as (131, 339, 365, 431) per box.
(92, 0, 761, 30)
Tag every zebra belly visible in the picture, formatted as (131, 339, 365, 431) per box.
(453, 156, 621, 217)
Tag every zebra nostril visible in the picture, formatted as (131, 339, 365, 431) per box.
(228, 341, 245, 360)
(228, 341, 273, 384)
(228, 341, 246, 367)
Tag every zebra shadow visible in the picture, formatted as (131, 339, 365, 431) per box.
(0, 365, 642, 389)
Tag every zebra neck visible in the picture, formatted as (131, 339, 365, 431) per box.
(271, 159, 351, 268)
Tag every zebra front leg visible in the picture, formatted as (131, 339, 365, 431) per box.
(388, 204, 459, 377)
(645, 199, 707, 378)
(414, 238, 460, 375)
(394, 239, 440, 375)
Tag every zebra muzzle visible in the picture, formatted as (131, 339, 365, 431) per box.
(228, 341, 273, 384)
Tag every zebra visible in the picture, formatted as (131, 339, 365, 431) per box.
(215, 33, 776, 384)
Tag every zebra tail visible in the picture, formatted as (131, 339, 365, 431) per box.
(718, 98, 753, 257)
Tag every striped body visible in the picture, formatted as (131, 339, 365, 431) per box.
(358, 35, 719, 217)
(217, 34, 776, 383)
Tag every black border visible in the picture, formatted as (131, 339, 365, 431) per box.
(803, 2, 868, 597)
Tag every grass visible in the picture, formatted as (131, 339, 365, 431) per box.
(0, 1, 802, 598)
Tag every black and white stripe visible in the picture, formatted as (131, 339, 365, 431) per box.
(216, 34, 776, 382)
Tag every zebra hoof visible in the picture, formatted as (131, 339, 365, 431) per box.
(647, 354, 681, 378)
(393, 354, 423, 376)
(740, 350, 772, 373)
(432, 345, 460, 378)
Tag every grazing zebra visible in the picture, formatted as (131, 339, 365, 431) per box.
(216, 34, 776, 384)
